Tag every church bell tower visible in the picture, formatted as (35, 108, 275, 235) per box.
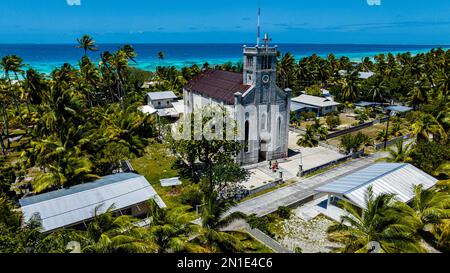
(243, 34, 278, 95)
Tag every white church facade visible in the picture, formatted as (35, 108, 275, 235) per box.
(183, 36, 291, 165)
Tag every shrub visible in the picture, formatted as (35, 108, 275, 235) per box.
(355, 108, 369, 124)
(277, 206, 292, 219)
(340, 132, 370, 154)
(410, 141, 449, 178)
(326, 113, 341, 130)
(247, 214, 275, 237)
(301, 111, 317, 121)
(305, 85, 323, 97)
(180, 184, 204, 209)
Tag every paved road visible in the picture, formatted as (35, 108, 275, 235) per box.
(226, 155, 382, 217)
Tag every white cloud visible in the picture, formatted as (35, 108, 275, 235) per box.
(367, 0, 381, 5)
(66, 0, 81, 6)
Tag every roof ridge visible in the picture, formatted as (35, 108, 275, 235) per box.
(343, 163, 408, 195)
(32, 183, 155, 222)
(20, 174, 143, 207)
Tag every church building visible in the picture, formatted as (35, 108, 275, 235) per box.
(183, 35, 291, 165)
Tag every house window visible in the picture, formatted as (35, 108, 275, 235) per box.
(158, 101, 161, 107)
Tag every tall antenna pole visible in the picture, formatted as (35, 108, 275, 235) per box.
(257, 0, 261, 46)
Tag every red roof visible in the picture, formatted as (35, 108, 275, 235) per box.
(184, 70, 250, 104)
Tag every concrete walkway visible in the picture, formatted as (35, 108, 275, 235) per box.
(226, 155, 380, 217)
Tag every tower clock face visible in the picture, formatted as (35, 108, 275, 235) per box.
(262, 74, 270, 84)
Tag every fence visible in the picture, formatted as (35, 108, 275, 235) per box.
(375, 134, 412, 150)
(241, 178, 283, 198)
(300, 150, 364, 177)
(289, 126, 306, 134)
(326, 116, 389, 139)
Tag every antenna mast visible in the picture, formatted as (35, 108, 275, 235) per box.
(257, 0, 261, 46)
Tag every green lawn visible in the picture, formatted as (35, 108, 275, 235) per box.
(130, 140, 192, 209)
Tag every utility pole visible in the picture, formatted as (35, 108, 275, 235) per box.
(383, 109, 392, 149)
(297, 150, 303, 177)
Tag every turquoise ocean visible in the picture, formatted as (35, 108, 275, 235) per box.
(0, 44, 448, 75)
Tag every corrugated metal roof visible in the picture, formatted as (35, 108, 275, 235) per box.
(315, 163, 438, 208)
(386, 105, 413, 113)
(291, 94, 340, 108)
(290, 101, 318, 112)
(20, 173, 163, 232)
(184, 70, 250, 104)
(139, 105, 157, 115)
(147, 91, 177, 101)
(160, 177, 182, 187)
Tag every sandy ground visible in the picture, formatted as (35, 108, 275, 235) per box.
(274, 214, 343, 253)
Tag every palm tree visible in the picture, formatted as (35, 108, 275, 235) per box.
(0, 55, 31, 136)
(394, 185, 450, 237)
(148, 203, 205, 253)
(79, 57, 101, 107)
(80, 205, 158, 253)
(157, 51, 165, 65)
(25, 133, 98, 193)
(197, 197, 247, 253)
(408, 75, 430, 109)
(277, 53, 295, 89)
(0, 81, 11, 152)
(340, 132, 370, 154)
(1, 55, 25, 116)
(411, 113, 448, 142)
(366, 75, 388, 102)
(384, 139, 413, 163)
(297, 124, 319, 148)
(359, 56, 374, 72)
(327, 186, 425, 253)
(24, 68, 45, 105)
(336, 72, 359, 102)
(76, 35, 98, 57)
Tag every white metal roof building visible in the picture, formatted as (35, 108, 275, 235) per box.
(147, 91, 178, 101)
(315, 163, 438, 209)
(292, 94, 340, 108)
(291, 94, 340, 116)
(19, 173, 166, 232)
(338, 70, 375, 80)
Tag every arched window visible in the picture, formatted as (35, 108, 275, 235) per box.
(245, 120, 250, 152)
(276, 117, 282, 147)
(261, 113, 267, 131)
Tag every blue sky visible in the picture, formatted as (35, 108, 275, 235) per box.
(1, 0, 449, 44)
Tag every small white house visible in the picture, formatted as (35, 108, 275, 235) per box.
(147, 91, 178, 109)
(140, 91, 184, 118)
(291, 94, 340, 117)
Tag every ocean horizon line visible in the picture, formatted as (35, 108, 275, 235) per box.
(0, 42, 449, 47)
(1, 43, 449, 75)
